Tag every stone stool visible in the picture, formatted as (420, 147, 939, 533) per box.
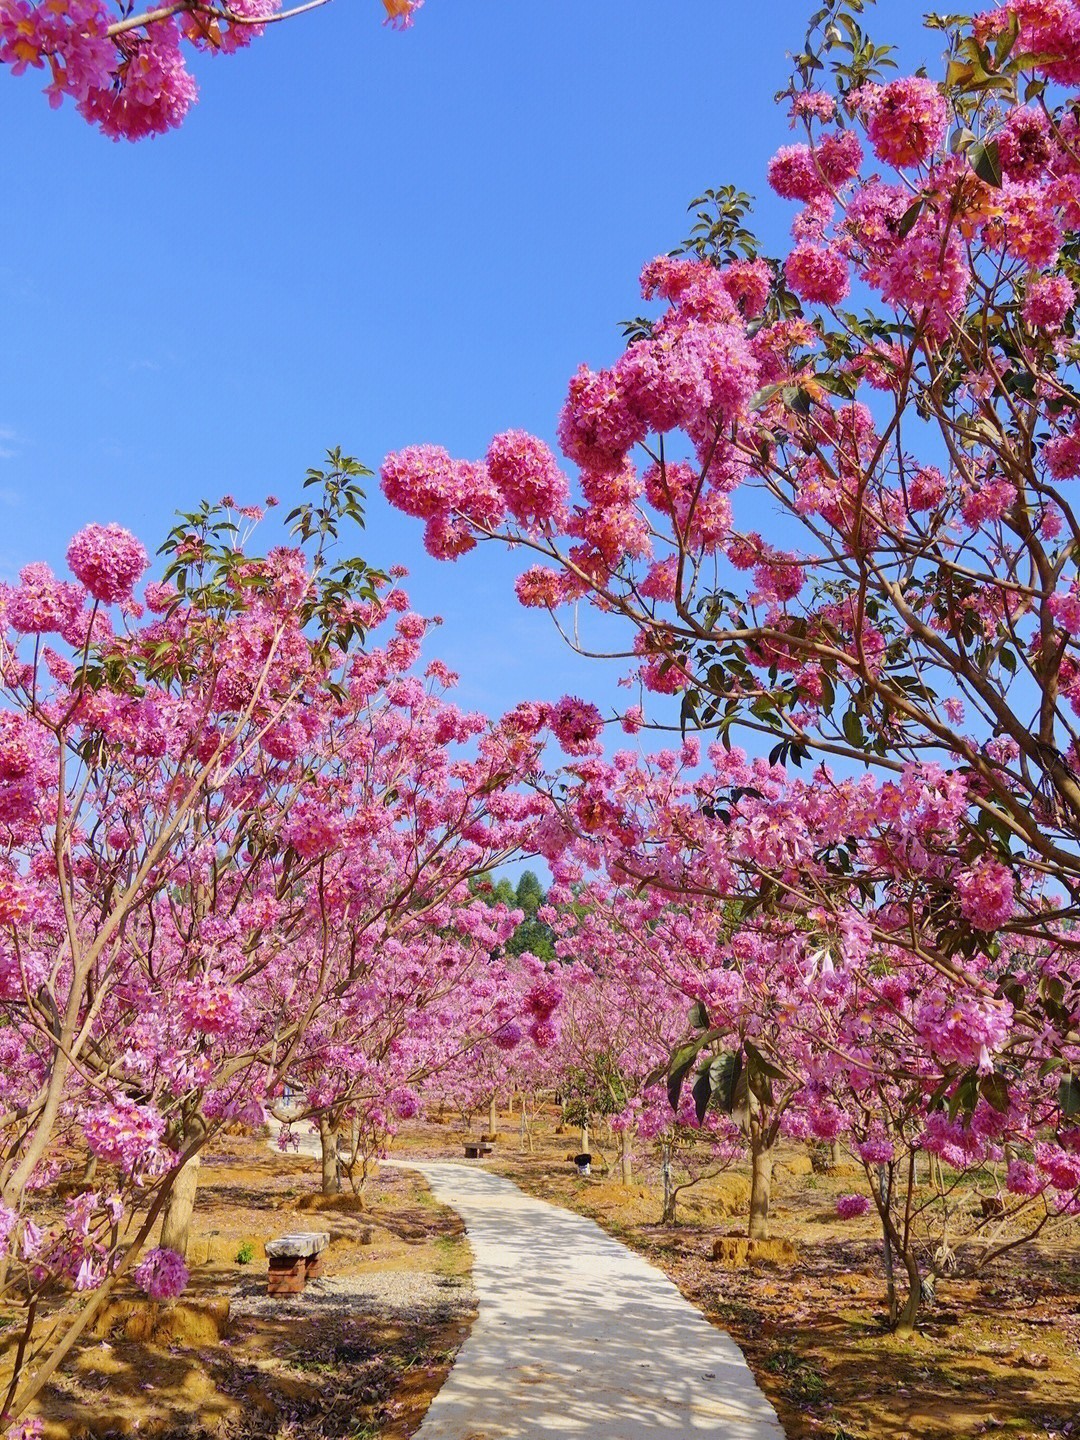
(265, 1231, 329, 1296)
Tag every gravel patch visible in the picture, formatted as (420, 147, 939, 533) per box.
(230, 1268, 475, 1322)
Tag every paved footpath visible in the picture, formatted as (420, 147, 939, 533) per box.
(396, 1161, 786, 1440)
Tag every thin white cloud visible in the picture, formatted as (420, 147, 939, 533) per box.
(0, 425, 25, 460)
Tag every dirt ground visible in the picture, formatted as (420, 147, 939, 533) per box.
(399, 1107, 1080, 1440)
(2, 1139, 475, 1440)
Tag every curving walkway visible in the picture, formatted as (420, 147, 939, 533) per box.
(396, 1161, 785, 1440)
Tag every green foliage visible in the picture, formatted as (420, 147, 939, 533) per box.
(505, 917, 556, 962)
(673, 186, 760, 267)
(793, 2, 896, 98)
(514, 870, 544, 917)
(563, 1052, 631, 1123)
(474, 870, 557, 960)
(235, 1241, 255, 1265)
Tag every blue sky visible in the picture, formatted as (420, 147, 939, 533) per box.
(1, 0, 935, 725)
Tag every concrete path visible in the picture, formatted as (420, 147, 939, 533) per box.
(397, 1160, 786, 1440)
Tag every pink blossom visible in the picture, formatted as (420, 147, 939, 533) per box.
(493, 1021, 523, 1051)
(1006, 1160, 1045, 1197)
(856, 1136, 894, 1166)
(996, 105, 1052, 180)
(1024, 274, 1075, 330)
(486, 430, 567, 527)
(83, 1098, 165, 1176)
(784, 243, 850, 305)
(961, 477, 1015, 526)
(550, 696, 604, 756)
(515, 566, 567, 609)
(836, 1193, 872, 1219)
(382, 0, 423, 28)
(1044, 426, 1080, 480)
(768, 144, 829, 202)
(906, 465, 947, 512)
(956, 858, 1016, 930)
(133, 1246, 189, 1300)
(177, 979, 245, 1035)
(67, 523, 149, 604)
(0, 1203, 16, 1256)
(862, 77, 947, 168)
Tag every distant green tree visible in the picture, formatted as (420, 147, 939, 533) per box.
(505, 918, 557, 962)
(490, 877, 516, 907)
(514, 870, 544, 918)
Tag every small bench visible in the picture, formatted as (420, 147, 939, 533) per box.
(265, 1231, 329, 1295)
(463, 1141, 494, 1159)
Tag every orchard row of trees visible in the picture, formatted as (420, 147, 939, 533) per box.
(0, 468, 571, 1423)
(377, 0, 1080, 1337)
(3, 0, 1080, 1428)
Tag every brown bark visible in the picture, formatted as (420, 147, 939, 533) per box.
(319, 1115, 341, 1195)
(748, 1145, 773, 1241)
(159, 1118, 207, 1258)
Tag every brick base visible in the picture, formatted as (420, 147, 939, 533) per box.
(267, 1258, 306, 1295)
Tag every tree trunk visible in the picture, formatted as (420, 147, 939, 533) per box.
(319, 1116, 341, 1196)
(748, 1145, 773, 1241)
(488, 1094, 498, 1136)
(830, 1139, 843, 1171)
(661, 1147, 676, 1224)
(159, 1153, 201, 1259)
(894, 1250, 923, 1337)
(619, 1130, 633, 1185)
(580, 1122, 589, 1153)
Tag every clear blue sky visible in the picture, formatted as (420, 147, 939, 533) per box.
(1, 0, 934, 723)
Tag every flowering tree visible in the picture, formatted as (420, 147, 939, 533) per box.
(0, 452, 553, 1423)
(524, 733, 1080, 1329)
(380, 0, 1080, 1291)
(0, 0, 421, 139)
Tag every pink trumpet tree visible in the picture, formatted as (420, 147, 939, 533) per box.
(0, 0, 422, 140)
(380, 4, 1080, 1324)
(0, 454, 552, 1422)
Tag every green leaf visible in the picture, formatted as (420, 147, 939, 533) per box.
(968, 138, 1003, 188)
(842, 709, 865, 748)
(667, 1041, 704, 1111)
(979, 1071, 1010, 1114)
(744, 1039, 787, 1082)
(897, 199, 924, 238)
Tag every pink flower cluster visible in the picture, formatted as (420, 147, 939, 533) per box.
(83, 1096, 165, 1175)
(67, 523, 149, 603)
(549, 695, 604, 756)
(380, 432, 568, 560)
(177, 979, 245, 1035)
(858, 77, 948, 168)
(3, 0, 417, 139)
(283, 801, 342, 859)
(956, 858, 1016, 930)
(835, 1193, 871, 1219)
(133, 1246, 189, 1300)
